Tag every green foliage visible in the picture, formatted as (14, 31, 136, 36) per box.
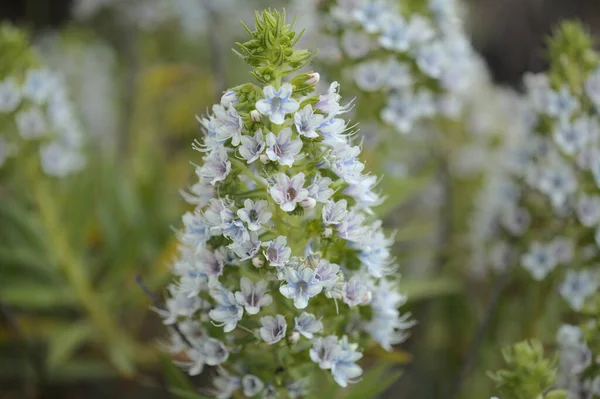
(0, 23, 37, 78)
(235, 9, 313, 84)
(488, 340, 568, 399)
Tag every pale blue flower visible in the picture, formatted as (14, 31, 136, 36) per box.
(265, 128, 303, 167)
(406, 15, 435, 45)
(255, 84, 299, 125)
(237, 199, 272, 231)
(379, 15, 410, 51)
(576, 194, 600, 227)
(39, 142, 85, 177)
(180, 211, 211, 248)
(155, 285, 203, 325)
(354, 60, 387, 92)
(344, 174, 383, 210)
(220, 207, 250, 243)
(585, 66, 600, 109)
(317, 117, 347, 145)
(355, 226, 396, 277)
(385, 58, 412, 89)
(381, 92, 417, 133)
(553, 118, 588, 156)
(314, 260, 340, 291)
(22, 68, 55, 104)
(180, 337, 229, 376)
(242, 374, 264, 397)
(16, 107, 47, 139)
(559, 270, 598, 311)
(538, 162, 576, 208)
(208, 285, 244, 332)
(235, 277, 272, 315)
(321, 143, 365, 184)
(202, 198, 228, 231)
(322, 199, 348, 225)
(263, 236, 292, 266)
(294, 312, 323, 339)
(294, 104, 323, 139)
(197, 147, 231, 186)
(269, 172, 309, 212)
(309, 335, 340, 369)
(259, 314, 287, 344)
(211, 369, 241, 399)
(340, 30, 371, 59)
(287, 379, 309, 399)
(547, 85, 579, 121)
(306, 173, 334, 203)
(220, 90, 238, 107)
(353, 1, 385, 33)
(331, 337, 363, 387)
(521, 241, 558, 281)
(336, 210, 365, 241)
(228, 232, 261, 260)
(280, 267, 323, 309)
(196, 248, 225, 283)
(212, 104, 243, 146)
(0, 78, 21, 112)
(342, 275, 372, 307)
(315, 82, 352, 117)
(238, 129, 265, 163)
(416, 42, 446, 78)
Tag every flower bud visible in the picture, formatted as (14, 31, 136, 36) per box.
(252, 256, 264, 268)
(301, 197, 317, 210)
(288, 331, 300, 344)
(307, 72, 320, 85)
(250, 109, 261, 122)
(259, 153, 269, 164)
(322, 227, 333, 238)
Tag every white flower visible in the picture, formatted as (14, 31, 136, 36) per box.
(234, 277, 272, 315)
(255, 84, 299, 125)
(212, 104, 243, 146)
(353, 1, 386, 33)
(576, 194, 600, 227)
(269, 172, 309, 212)
(265, 128, 303, 167)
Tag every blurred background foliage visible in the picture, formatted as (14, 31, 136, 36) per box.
(0, 1, 599, 399)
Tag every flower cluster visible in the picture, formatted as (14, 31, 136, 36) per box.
(158, 10, 413, 397)
(0, 24, 85, 177)
(316, 0, 482, 134)
(469, 23, 600, 397)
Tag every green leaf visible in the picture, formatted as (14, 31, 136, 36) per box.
(402, 277, 461, 302)
(344, 363, 404, 399)
(0, 282, 76, 309)
(47, 321, 95, 368)
(168, 387, 212, 399)
(45, 359, 117, 381)
(160, 354, 197, 393)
